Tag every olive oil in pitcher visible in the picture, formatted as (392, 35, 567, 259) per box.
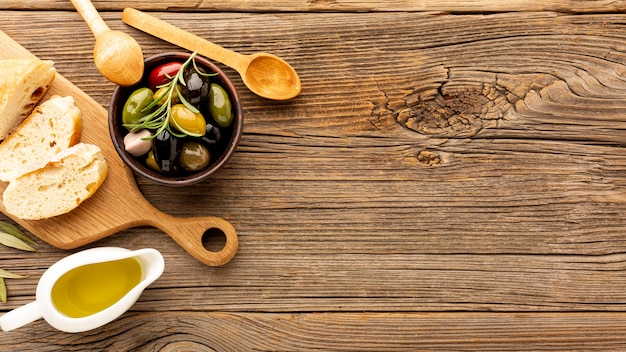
(51, 257, 142, 318)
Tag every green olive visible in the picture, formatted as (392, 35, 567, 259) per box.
(208, 83, 233, 128)
(170, 104, 206, 136)
(122, 87, 154, 128)
(154, 84, 181, 106)
(179, 141, 210, 172)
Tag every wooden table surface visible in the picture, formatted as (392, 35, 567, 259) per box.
(2, 1, 626, 350)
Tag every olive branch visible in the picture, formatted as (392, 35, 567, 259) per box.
(0, 221, 37, 303)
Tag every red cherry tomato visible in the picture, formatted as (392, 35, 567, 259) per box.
(148, 62, 182, 91)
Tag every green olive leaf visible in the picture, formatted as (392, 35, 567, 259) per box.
(0, 268, 28, 279)
(0, 221, 37, 247)
(0, 221, 35, 303)
(0, 231, 38, 252)
(0, 278, 6, 303)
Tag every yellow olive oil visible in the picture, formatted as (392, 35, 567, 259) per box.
(51, 257, 142, 318)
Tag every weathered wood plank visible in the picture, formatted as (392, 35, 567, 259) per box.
(0, 11, 625, 314)
(2, 311, 626, 351)
(6, 235, 626, 312)
(2, 0, 626, 13)
(2, 9, 626, 349)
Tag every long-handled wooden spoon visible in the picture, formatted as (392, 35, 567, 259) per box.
(70, 0, 144, 86)
(122, 8, 302, 100)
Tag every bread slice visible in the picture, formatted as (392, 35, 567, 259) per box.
(0, 59, 56, 140)
(0, 95, 81, 182)
(3, 143, 108, 220)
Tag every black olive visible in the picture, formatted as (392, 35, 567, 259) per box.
(200, 121, 222, 146)
(153, 129, 181, 173)
(181, 66, 210, 106)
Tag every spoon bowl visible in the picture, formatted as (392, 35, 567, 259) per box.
(243, 53, 302, 100)
(122, 8, 301, 100)
(94, 30, 144, 86)
(71, 0, 144, 86)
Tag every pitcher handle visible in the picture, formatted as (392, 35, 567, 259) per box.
(0, 302, 42, 331)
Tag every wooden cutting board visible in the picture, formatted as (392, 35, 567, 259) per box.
(0, 29, 238, 266)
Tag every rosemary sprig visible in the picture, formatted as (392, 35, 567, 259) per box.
(0, 220, 36, 303)
(123, 52, 217, 140)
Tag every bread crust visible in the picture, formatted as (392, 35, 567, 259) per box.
(0, 59, 56, 140)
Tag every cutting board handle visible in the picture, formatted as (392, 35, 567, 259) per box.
(148, 213, 238, 266)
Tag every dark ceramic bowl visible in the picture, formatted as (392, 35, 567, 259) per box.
(109, 52, 243, 186)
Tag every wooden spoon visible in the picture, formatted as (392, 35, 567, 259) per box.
(122, 8, 302, 100)
(70, 0, 144, 86)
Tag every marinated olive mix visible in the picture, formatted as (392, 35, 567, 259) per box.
(121, 53, 234, 176)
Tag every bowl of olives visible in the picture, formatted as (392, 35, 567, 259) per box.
(109, 52, 243, 186)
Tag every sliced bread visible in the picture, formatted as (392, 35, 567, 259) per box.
(0, 95, 81, 182)
(0, 59, 56, 140)
(3, 143, 108, 220)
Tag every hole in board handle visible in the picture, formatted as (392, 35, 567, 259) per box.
(202, 228, 227, 252)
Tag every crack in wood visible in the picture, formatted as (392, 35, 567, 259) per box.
(374, 66, 563, 140)
(399, 83, 507, 138)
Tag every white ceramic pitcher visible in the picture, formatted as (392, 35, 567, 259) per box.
(0, 247, 164, 333)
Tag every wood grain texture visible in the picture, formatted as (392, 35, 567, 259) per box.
(3, 0, 626, 13)
(3, 312, 626, 351)
(1, 6, 626, 350)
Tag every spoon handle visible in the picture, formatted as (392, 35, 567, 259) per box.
(122, 8, 245, 73)
(70, 0, 110, 38)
